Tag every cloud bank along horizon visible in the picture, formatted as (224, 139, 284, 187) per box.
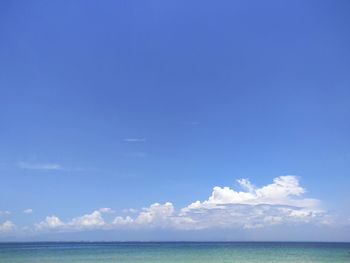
(1, 175, 334, 236)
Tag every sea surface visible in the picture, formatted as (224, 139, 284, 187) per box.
(0, 242, 349, 262)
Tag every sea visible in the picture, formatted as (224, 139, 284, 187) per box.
(0, 242, 349, 262)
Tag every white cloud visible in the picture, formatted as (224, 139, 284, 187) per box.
(173, 175, 325, 229)
(113, 176, 325, 230)
(0, 221, 15, 233)
(189, 121, 200, 125)
(185, 121, 200, 125)
(122, 208, 137, 213)
(68, 210, 105, 229)
(0, 211, 11, 216)
(134, 202, 174, 225)
(19, 162, 63, 171)
(36, 216, 64, 230)
(182, 176, 319, 212)
(181, 204, 326, 230)
(35, 209, 112, 231)
(98, 208, 114, 214)
(124, 138, 146, 142)
(113, 202, 195, 229)
(23, 209, 33, 214)
(33, 176, 329, 232)
(113, 216, 134, 225)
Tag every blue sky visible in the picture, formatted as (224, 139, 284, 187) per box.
(0, 0, 350, 241)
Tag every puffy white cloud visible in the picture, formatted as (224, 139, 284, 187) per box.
(113, 176, 325, 230)
(135, 202, 174, 224)
(23, 209, 33, 214)
(68, 211, 105, 229)
(113, 202, 174, 227)
(35, 209, 111, 231)
(113, 216, 134, 225)
(0, 220, 15, 232)
(36, 216, 64, 230)
(113, 202, 196, 229)
(175, 176, 325, 229)
(182, 176, 319, 212)
(33, 176, 329, 232)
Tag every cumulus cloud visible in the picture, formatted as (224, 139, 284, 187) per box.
(68, 210, 106, 229)
(113, 202, 195, 229)
(113, 176, 325, 230)
(34, 176, 329, 232)
(113, 216, 134, 225)
(19, 162, 63, 171)
(35, 208, 116, 231)
(36, 216, 65, 230)
(182, 175, 319, 211)
(0, 221, 15, 233)
(114, 203, 173, 226)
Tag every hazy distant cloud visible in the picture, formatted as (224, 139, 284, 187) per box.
(122, 208, 137, 213)
(0, 211, 11, 216)
(34, 176, 329, 233)
(124, 138, 146, 142)
(23, 209, 33, 214)
(179, 204, 328, 230)
(18, 162, 63, 171)
(185, 121, 200, 125)
(189, 121, 200, 125)
(0, 221, 16, 233)
(98, 208, 114, 214)
(125, 152, 146, 158)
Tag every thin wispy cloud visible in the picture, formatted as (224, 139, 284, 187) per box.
(189, 121, 200, 125)
(23, 209, 33, 214)
(125, 152, 146, 158)
(18, 162, 63, 171)
(184, 121, 200, 125)
(124, 138, 146, 142)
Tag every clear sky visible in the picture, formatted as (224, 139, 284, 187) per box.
(0, 0, 350, 241)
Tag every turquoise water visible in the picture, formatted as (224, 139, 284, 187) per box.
(0, 242, 349, 262)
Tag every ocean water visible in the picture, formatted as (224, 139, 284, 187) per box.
(0, 242, 349, 263)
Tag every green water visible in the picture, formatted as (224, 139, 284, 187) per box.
(0, 242, 349, 262)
